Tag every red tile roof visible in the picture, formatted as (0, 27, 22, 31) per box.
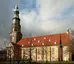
(17, 32, 70, 47)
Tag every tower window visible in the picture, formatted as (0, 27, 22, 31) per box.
(13, 28, 15, 31)
(12, 37, 15, 42)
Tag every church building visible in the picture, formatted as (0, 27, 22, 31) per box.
(7, 5, 72, 62)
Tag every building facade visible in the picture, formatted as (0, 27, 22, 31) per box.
(7, 5, 71, 62)
(17, 33, 70, 62)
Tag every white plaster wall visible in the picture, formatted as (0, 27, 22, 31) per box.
(21, 48, 30, 60)
(63, 46, 69, 61)
(31, 47, 37, 61)
(21, 46, 59, 61)
(51, 46, 58, 61)
(36, 47, 42, 61)
(47, 46, 50, 61)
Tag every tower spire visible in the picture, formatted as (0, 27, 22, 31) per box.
(14, 4, 19, 11)
(13, 0, 19, 20)
(13, 4, 19, 20)
(14, 4, 19, 12)
(10, 3, 22, 43)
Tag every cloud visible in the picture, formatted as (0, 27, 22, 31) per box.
(19, 0, 74, 37)
(39, 0, 74, 20)
(0, 0, 74, 47)
(19, 10, 44, 36)
(19, 0, 36, 10)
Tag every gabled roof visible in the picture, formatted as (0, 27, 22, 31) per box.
(17, 32, 70, 47)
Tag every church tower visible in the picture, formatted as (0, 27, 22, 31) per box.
(10, 5, 22, 43)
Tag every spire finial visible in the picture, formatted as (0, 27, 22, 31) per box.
(15, 4, 18, 9)
(13, 0, 19, 19)
(14, 0, 19, 11)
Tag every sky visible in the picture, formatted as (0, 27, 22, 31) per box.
(0, 0, 74, 48)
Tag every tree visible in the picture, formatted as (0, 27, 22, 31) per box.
(70, 30, 74, 61)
